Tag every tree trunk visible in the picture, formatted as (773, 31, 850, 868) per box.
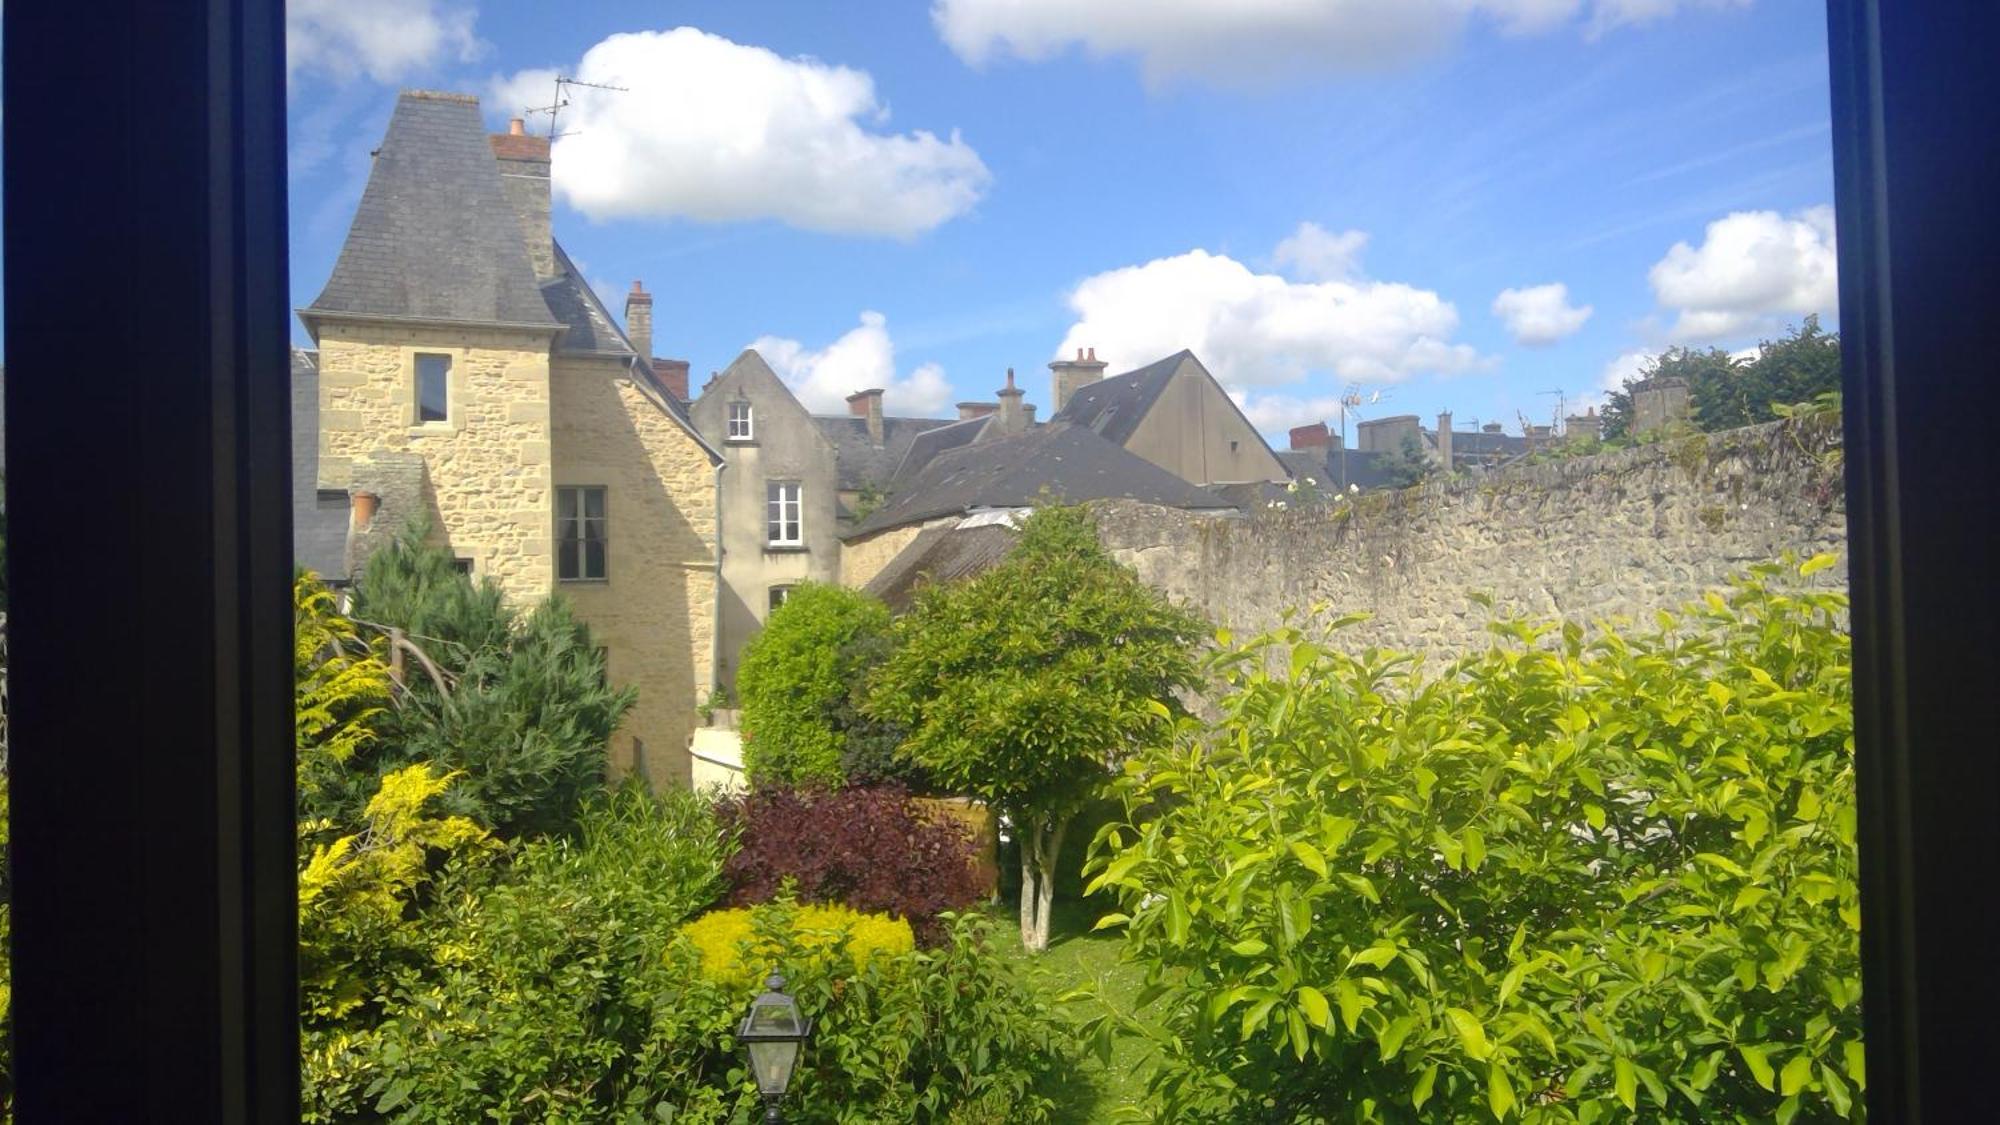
(1018, 813, 1071, 954)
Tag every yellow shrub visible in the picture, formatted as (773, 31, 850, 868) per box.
(681, 903, 914, 987)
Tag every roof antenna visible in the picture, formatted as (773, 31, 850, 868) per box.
(525, 75, 629, 140)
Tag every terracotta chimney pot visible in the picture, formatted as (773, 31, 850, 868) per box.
(351, 490, 380, 529)
(508, 117, 525, 136)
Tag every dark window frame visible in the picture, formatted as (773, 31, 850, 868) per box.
(415, 352, 451, 424)
(4, 0, 1997, 1118)
(556, 485, 609, 582)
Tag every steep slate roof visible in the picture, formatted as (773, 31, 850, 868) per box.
(305, 91, 559, 329)
(847, 421, 1234, 538)
(889, 415, 994, 486)
(861, 522, 1020, 612)
(1048, 349, 1187, 443)
(545, 240, 634, 357)
(812, 414, 960, 491)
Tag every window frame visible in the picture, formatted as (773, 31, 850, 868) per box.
(556, 485, 610, 582)
(766, 480, 804, 548)
(414, 351, 451, 426)
(726, 400, 754, 442)
(768, 584, 794, 612)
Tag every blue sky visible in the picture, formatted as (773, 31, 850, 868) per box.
(286, 0, 1836, 439)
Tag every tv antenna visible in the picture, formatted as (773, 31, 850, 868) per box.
(526, 75, 628, 139)
(1537, 388, 1570, 434)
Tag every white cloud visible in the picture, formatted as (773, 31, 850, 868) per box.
(1056, 241, 1488, 390)
(1235, 392, 1350, 435)
(1648, 206, 1837, 342)
(1599, 349, 1657, 391)
(932, 0, 1741, 87)
(1273, 223, 1369, 282)
(751, 312, 956, 417)
(1492, 282, 1593, 345)
(492, 29, 989, 238)
(288, 0, 482, 84)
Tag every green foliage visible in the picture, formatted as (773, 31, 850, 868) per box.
(1374, 434, 1434, 489)
(339, 525, 635, 840)
(1601, 319, 1841, 442)
(738, 582, 905, 788)
(1085, 557, 1858, 1123)
(303, 792, 1073, 1124)
(295, 573, 392, 809)
(869, 504, 1204, 950)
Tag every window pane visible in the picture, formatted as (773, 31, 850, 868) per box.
(584, 488, 604, 519)
(584, 539, 606, 579)
(417, 354, 448, 422)
(558, 539, 579, 581)
(558, 488, 579, 520)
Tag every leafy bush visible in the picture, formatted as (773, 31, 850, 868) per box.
(718, 785, 981, 946)
(336, 526, 635, 840)
(684, 902, 915, 986)
(302, 782, 736, 1122)
(737, 582, 908, 788)
(870, 504, 1204, 952)
(1084, 557, 1858, 1123)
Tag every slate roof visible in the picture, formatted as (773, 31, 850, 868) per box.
(305, 91, 559, 329)
(544, 240, 634, 357)
(812, 414, 961, 491)
(1048, 349, 1187, 443)
(847, 421, 1235, 538)
(861, 522, 1020, 612)
(886, 415, 993, 486)
(1446, 429, 1531, 460)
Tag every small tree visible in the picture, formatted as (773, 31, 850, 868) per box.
(737, 582, 902, 788)
(1373, 433, 1434, 488)
(867, 505, 1203, 952)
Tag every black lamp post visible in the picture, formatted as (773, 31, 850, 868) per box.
(737, 972, 812, 1124)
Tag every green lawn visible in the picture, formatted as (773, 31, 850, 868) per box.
(984, 897, 1156, 1124)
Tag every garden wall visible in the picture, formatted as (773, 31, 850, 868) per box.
(1096, 417, 1847, 655)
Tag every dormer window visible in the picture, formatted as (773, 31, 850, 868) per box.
(415, 353, 451, 424)
(727, 401, 754, 441)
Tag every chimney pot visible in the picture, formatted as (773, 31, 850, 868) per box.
(1087, 347, 1096, 361)
(509, 117, 525, 136)
(351, 490, 380, 530)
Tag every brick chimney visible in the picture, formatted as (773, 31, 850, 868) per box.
(1049, 346, 1108, 415)
(1288, 422, 1330, 451)
(847, 387, 885, 445)
(489, 118, 555, 281)
(996, 368, 1027, 434)
(625, 280, 653, 368)
(957, 401, 998, 421)
(1436, 411, 1453, 471)
(651, 357, 690, 402)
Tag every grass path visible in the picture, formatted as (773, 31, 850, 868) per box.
(983, 898, 1156, 1123)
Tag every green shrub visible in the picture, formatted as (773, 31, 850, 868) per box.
(337, 525, 634, 840)
(738, 582, 903, 789)
(1084, 556, 1858, 1123)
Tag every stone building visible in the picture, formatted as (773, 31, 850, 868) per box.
(1049, 349, 1288, 486)
(298, 90, 722, 786)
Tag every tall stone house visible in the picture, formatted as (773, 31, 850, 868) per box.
(297, 90, 722, 787)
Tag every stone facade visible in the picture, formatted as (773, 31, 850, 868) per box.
(315, 320, 560, 601)
(550, 353, 720, 786)
(841, 524, 928, 591)
(1093, 418, 1847, 656)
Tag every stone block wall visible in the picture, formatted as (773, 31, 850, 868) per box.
(551, 355, 719, 788)
(316, 320, 558, 602)
(840, 524, 926, 591)
(1094, 418, 1847, 656)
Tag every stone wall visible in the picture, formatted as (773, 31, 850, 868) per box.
(551, 354, 720, 788)
(316, 320, 558, 602)
(1095, 418, 1846, 654)
(841, 524, 927, 591)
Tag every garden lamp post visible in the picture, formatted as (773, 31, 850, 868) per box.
(737, 972, 812, 1124)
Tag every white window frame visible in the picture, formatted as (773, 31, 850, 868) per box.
(769, 585, 794, 612)
(727, 401, 754, 441)
(557, 485, 609, 581)
(766, 481, 803, 547)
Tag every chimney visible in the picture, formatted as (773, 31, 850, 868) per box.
(1023, 403, 1037, 425)
(1566, 408, 1602, 441)
(847, 387, 885, 445)
(489, 122, 556, 281)
(1048, 346, 1109, 415)
(350, 490, 380, 530)
(957, 401, 998, 421)
(625, 281, 653, 370)
(1288, 422, 1330, 451)
(651, 357, 690, 402)
(996, 368, 1027, 434)
(1436, 411, 1453, 471)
